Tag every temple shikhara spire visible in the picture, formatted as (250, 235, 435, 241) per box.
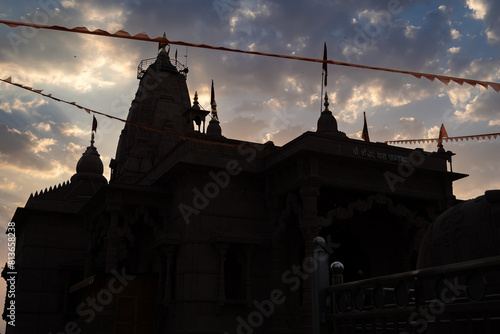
(206, 79, 222, 136)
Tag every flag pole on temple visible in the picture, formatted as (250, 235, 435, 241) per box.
(362, 112, 370, 142)
(321, 42, 327, 114)
(91, 115, 98, 147)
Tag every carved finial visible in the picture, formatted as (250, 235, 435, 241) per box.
(324, 92, 330, 112)
(210, 80, 219, 121)
(194, 91, 199, 105)
(159, 32, 168, 53)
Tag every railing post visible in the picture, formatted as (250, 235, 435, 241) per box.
(331, 261, 344, 333)
(312, 237, 329, 334)
(331, 261, 344, 285)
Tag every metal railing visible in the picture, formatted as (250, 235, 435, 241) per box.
(311, 239, 500, 334)
(137, 57, 188, 79)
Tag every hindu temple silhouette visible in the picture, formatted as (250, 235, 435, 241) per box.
(4, 45, 470, 334)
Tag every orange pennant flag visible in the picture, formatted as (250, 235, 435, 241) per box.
(437, 123, 448, 147)
(362, 112, 370, 142)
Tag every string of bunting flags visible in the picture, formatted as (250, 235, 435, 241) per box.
(3, 74, 499, 148)
(1, 19, 500, 92)
(0, 75, 241, 148)
(385, 133, 500, 145)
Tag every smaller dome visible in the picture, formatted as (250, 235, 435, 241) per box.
(317, 110, 338, 134)
(76, 145, 104, 175)
(317, 93, 339, 135)
(206, 118, 222, 136)
(71, 143, 107, 184)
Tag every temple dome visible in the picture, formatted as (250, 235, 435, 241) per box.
(76, 145, 104, 174)
(317, 109, 338, 134)
(206, 118, 222, 136)
(316, 92, 344, 136)
(72, 143, 107, 183)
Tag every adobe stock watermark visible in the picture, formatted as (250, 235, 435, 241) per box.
(384, 149, 425, 192)
(48, 268, 135, 334)
(224, 236, 339, 334)
(401, 276, 467, 334)
(8, 0, 64, 54)
(339, 0, 403, 62)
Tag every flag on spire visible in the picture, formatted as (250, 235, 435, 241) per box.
(210, 79, 215, 107)
(437, 123, 448, 147)
(361, 112, 370, 142)
(92, 115, 98, 132)
(322, 42, 328, 87)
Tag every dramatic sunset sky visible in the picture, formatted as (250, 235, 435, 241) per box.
(0, 0, 499, 329)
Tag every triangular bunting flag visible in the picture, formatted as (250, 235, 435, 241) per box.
(361, 112, 370, 142)
(437, 123, 448, 147)
(490, 83, 500, 92)
(114, 30, 131, 37)
(437, 77, 451, 85)
(133, 32, 150, 39)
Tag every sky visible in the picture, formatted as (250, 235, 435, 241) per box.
(0, 0, 499, 330)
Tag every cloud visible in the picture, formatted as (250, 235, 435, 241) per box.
(454, 91, 500, 122)
(453, 141, 500, 199)
(65, 142, 85, 153)
(0, 205, 14, 224)
(0, 178, 21, 192)
(59, 123, 88, 137)
(0, 98, 47, 115)
(33, 122, 51, 131)
(0, 123, 62, 176)
(465, 0, 500, 44)
(466, 0, 487, 19)
(394, 117, 426, 140)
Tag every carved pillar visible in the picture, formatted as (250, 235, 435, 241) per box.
(105, 207, 121, 273)
(299, 184, 321, 332)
